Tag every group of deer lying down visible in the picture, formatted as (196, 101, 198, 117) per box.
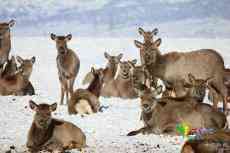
(1, 19, 230, 153)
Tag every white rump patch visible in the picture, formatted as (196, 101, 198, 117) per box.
(75, 99, 93, 115)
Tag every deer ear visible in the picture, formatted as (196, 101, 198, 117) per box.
(16, 56, 24, 64)
(29, 100, 38, 111)
(31, 56, 36, 64)
(154, 38, 161, 47)
(138, 27, 145, 35)
(50, 33, 56, 40)
(65, 34, 72, 41)
(91, 67, 96, 73)
(134, 40, 144, 48)
(117, 53, 123, 60)
(50, 103, 57, 112)
(188, 73, 196, 84)
(104, 52, 110, 59)
(8, 19, 15, 27)
(152, 28, 158, 35)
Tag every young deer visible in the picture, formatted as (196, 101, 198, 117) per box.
(114, 60, 138, 99)
(68, 67, 104, 115)
(0, 56, 35, 95)
(27, 100, 86, 153)
(82, 52, 123, 97)
(138, 27, 158, 65)
(0, 20, 15, 67)
(134, 38, 228, 113)
(0, 56, 17, 78)
(51, 33, 80, 105)
(162, 73, 212, 103)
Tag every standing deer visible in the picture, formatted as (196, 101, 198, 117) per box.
(27, 100, 86, 153)
(51, 33, 80, 105)
(0, 20, 15, 67)
(134, 38, 228, 113)
(138, 27, 158, 65)
(0, 56, 35, 95)
(68, 67, 104, 115)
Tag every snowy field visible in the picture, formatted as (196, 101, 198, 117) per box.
(0, 37, 230, 153)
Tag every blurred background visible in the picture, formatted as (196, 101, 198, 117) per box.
(0, 0, 230, 37)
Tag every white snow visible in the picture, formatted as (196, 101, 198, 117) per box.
(0, 37, 230, 153)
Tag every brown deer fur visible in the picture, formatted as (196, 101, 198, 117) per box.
(51, 33, 80, 105)
(114, 60, 138, 99)
(100, 52, 123, 97)
(127, 84, 227, 136)
(0, 20, 15, 67)
(0, 56, 35, 95)
(27, 100, 86, 153)
(134, 38, 228, 113)
(68, 67, 104, 115)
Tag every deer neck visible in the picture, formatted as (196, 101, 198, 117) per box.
(0, 32, 11, 54)
(146, 52, 166, 80)
(87, 76, 103, 97)
(104, 63, 117, 82)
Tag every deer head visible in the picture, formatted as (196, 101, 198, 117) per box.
(29, 100, 57, 129)
(16, 56, 35, 79)
(134, 38, 162, 66)
(138, 27, 158, 43)
(50, 33, 72, 54)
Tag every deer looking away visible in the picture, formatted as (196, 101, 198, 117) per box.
(0, 19, 15, 67)
(51, 33, 80, 105)
(0, 56, 35, 96)
(127, 84, 227, 136)
(134, 38, 228, 113)
(69, 67, 104, 115)
(82, 52, 123, 98)
(27, 100, 86, 153)
(181, 130, 230, 153)
(0, 55, 17, 78)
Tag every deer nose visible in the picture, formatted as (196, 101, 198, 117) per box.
(142, 104, 149, 108)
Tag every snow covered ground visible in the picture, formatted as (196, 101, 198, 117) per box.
(0, 37, 230, 153)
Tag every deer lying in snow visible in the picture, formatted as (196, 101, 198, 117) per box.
(68, 67, 104, 115)
(83, 52, 123, 98)
(127, 84, 227, 136)
(181, 130, 230, 153)
(114, 59, 138, 99)
(0, 56, 35, 95)
(137, 27, 158, 65)
(27, 100, 86, 153)
(51, 33, 80, 105)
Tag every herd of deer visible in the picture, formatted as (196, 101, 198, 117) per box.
(1, 20, 230, 153)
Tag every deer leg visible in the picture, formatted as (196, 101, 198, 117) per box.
(60, 84, 65, 105)
(69, 77, 75, 96)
